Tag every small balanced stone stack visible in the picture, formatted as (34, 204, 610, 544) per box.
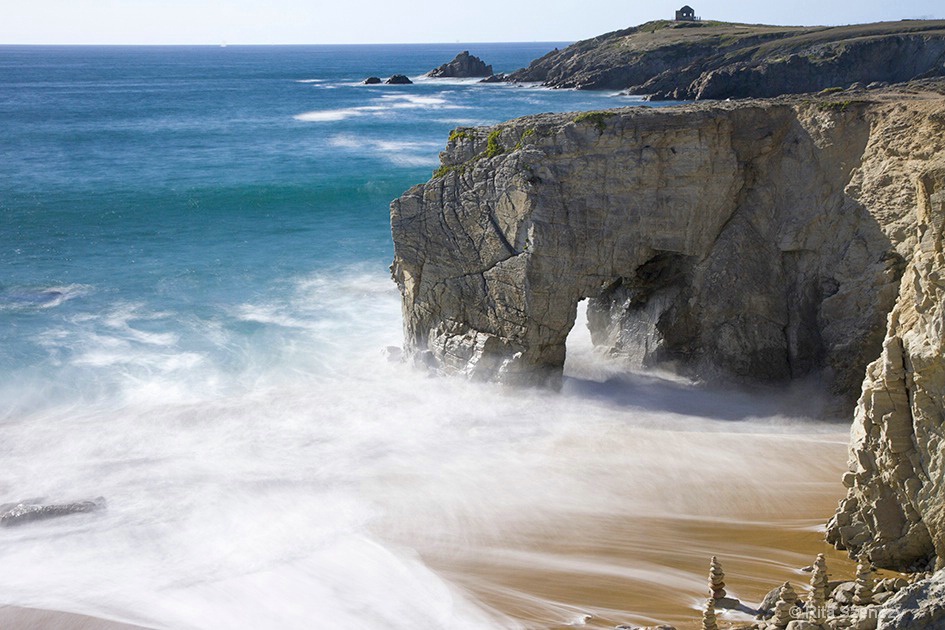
(771, 582, 798, 628)
(854, 555, 875, 606)
(807, 553, 828, 624)
(701, 597, 719, 630)
(709, 556, 727, 599)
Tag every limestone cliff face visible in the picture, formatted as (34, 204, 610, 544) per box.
(827, 161, 945, 571)
(390, 91, 945, 568)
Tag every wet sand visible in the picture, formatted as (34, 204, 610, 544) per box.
(0, 606, 148, 630)
(400, 426, 862, 629)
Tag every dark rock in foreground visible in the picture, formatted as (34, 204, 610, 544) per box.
(0, 497, 106, 527)
(363, 76, 382, 85)
(427, 51, 493, 78)
(386, 74, 413, 85)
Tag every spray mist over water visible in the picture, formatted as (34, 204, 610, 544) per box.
(0, 273, 849, 629)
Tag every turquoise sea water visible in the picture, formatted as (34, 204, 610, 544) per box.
(0, 46, 847, 630)
(0, 44, 630, 405)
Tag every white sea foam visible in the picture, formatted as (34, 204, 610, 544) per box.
(0, 268, 848, 629)
(293, 108, 364, 122)
(295, 92, 463, 123)
(411, 76, 488, 86)
(328, 134, 442, 167)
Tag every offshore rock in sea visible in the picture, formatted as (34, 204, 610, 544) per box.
(386, 74, 413, 85)
(0, 497, 106, 527)
(426, 51, 493, 78)
(364, 76, 382, 84)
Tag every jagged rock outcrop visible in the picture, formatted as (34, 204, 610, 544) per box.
(504, 20, 945, 100)
(827, 157, 945, 570)
(386, 74, 413, 85)
(390, 86, 945, 568)
(427, 51, 493, 78)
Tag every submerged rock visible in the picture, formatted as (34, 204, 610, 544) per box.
(479, 73, 506, 83)
(426, 51, 493, 78)
(386, 74, 413, 85)
(0, 497, 106, 527)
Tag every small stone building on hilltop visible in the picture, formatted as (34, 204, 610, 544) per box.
(675, 5, 696, 21)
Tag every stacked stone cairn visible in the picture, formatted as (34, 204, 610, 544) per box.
(807, 553, 828, 624)
(701, 596, 719, 630)
(853, 555, 875, 606)
(709, 556, 727, 599)
(771, 582, 798, 628)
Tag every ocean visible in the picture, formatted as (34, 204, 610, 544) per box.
(0, 45, 850, 629)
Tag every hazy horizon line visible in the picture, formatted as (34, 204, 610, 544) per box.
(5, 16, 945, 47)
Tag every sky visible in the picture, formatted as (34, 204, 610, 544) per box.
(2, 0, 943, 45)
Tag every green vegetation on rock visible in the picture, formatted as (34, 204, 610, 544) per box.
(485, 130, 504, 158)
(574, 111, 616, 132)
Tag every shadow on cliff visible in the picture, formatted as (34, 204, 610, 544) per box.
(560, 370, 847, 425)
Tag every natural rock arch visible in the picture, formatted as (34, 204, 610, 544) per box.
(392, 102, 897, 395)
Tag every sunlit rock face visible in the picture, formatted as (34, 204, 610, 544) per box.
(390, 92, 945, 569)
(828, 163, 945, 571)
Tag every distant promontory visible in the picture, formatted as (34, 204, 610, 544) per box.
(505, 19, 945, 99)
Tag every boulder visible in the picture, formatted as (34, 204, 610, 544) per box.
(386, 74, 413, 85)
(364, 76, 382, 84)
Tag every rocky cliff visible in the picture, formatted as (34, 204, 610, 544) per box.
(827, 158, 945, 571)
(505, 20, 945, 100)
(390, 85, 945, 569)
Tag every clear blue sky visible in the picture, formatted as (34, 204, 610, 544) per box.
(3, 0, 943, 45)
